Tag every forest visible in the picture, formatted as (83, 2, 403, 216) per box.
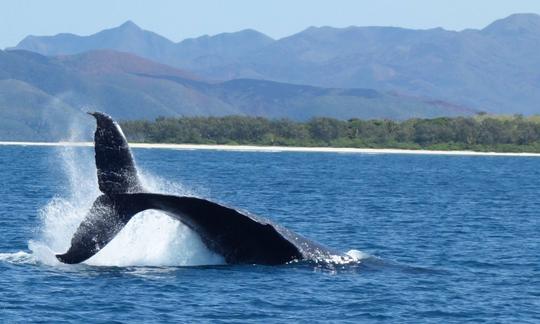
(120, 115, 540, 152)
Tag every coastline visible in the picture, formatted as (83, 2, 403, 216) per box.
(1, 141, 540, 157)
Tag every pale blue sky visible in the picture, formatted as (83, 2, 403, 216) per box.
(1, 0, 540, 48)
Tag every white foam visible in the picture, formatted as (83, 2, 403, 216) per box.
(318, 250, 369, 265)
(27, 145, 225, 267)
(346, 249, 369, 261)
(27, 241, 60, 265)
(0, 251, 36, 264)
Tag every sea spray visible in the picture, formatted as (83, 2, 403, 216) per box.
(28, 146, 98, 265)
(29, 145, 224, 267)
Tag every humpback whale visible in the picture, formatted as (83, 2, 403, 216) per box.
(56, 112, 342, 265)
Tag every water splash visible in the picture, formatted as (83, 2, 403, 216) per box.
(346, 249, 369, 261)
(27, 145, 224, 267)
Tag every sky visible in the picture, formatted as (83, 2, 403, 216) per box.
(1, 0, 540, 48)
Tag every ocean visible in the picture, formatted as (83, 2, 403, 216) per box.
(0, 145, 538, 323)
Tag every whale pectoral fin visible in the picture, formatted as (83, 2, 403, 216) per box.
(56, 195, 133, 264)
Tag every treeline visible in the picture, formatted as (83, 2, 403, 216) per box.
(120, 115, 540, 152)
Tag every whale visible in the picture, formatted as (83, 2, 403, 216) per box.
(56, 112, 343, 265)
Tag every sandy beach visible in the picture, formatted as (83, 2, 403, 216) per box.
(1, 141, 540, 157)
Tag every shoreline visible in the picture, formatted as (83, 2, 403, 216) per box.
(1, 141, 540, 157)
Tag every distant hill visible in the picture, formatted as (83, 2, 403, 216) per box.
(0, 49, 473, 140)
(13, 13, 540, 114)
(14, 21, 274, 76)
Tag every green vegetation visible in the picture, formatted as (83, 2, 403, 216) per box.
(120, 115, 540, 153)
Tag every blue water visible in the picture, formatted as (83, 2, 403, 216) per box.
(0, 146, 539, 323)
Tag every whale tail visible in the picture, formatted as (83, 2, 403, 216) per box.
(56, 112, 309, 265)
(56, 193, 303, 265)
(88, 112, 143, 195)
(56, 112, 144, 264)
(55, 195, 134, 264)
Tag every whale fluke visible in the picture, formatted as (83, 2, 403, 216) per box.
(56, 195, 131, 264)
(88, 112, 142, 194)
(56, 112, 340, 265)
(57, 193, 305, 264)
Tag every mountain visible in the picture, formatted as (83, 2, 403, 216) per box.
(168, 29, 274, 73)
(482, 13, 540, 36)
(15, 21, 173, 59)
(13, 14, 540, 114)
(14, 21, 274, 75)
(0, 49, 473, 140)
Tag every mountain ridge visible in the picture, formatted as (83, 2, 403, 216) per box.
(12, 14, 540, 115)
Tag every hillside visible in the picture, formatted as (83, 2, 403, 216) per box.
(13, 14, 540, 114)
(0, 49, 473, 140)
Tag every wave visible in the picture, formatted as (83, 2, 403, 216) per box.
(0, 251, 36, 265)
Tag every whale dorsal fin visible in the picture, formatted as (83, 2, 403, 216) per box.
(88, 112, 143, 194)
